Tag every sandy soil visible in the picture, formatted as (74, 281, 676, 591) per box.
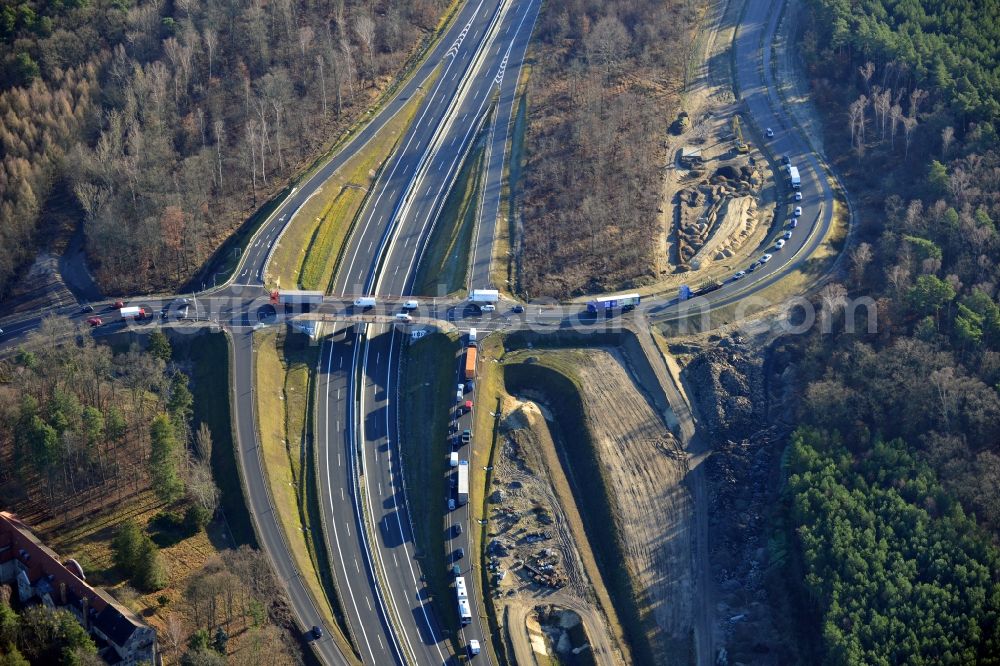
(651, 0, 779, 296)
(564, 349, 693, 656)
(490, 396, 625, 666)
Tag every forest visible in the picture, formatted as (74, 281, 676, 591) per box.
(0, 0, 447, 295)
(786, 429, 1000, 663)
(0, 327, 299, 663)
(786, 0, 1000, 659)
(0, 322, 216, 523)
(518, 0, 703, 298)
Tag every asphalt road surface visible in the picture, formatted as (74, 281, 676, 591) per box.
(311, 0, 541, 664)
(0, 1, 845, 665)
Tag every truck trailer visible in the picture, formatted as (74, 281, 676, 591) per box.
(119, 306, 150, 320)
(457, 461, 469, 505)
(586, 292, 641, 314)
(270, 289, 324, 305)
(469, 289, 499, 305)
(464, 346, 477, 381)
(788, 166, 801, 189)
(458, 598, 472, 626)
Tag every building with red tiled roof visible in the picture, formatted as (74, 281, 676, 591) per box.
(0, 512, 158, 665)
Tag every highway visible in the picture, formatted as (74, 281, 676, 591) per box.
(0, 0, 847, 664)
(308, 0, 542, 663)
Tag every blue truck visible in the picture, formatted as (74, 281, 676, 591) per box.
(586, 292, 641, 314)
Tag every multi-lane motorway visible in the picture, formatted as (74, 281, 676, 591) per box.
(0, 0, 845, 664)
(312, 0, 540, 664)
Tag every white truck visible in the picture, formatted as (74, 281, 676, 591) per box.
(272, 289, 324, 305)
(788, 165, 801, 189)
(119, 306, 150, 320)
(455, 576, 468, 600)
(458, 598, 472, 626)
(457, 460, 469, 505)
(469, 289, 499, 305)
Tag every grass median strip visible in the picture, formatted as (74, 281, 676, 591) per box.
(413, 128, 488, 296)
(492, 74, 530, 295)
(266, 67, 440, 292)
(254, 329, 354, 658)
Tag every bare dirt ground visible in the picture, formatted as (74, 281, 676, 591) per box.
(495, 347, 696, 662)
(567, 349, 693, 657)
(3, 252, 81, 316)
(490, 396, 625, 666)
(651, 0, 779, 294)
(663, 320, 804, 665)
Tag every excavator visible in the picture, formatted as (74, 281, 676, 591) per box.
(732, 116, 749, 153)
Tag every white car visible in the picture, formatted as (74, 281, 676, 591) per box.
(783, 230, 793, 240)
(394, 312, 412, 323)
(794, 192, 803, 201)
(760, 253, 773, 264)
(480, 304, 496, 312)
(468, 640, 481, 656)
(765, 127, 774, 137)
(732, 270, 746, 281)
(403, 299, 419, 310)
(774, 239, 786, 250)
(793, 206, 802, 217)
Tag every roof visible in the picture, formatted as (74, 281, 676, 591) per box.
(681, 146, 702, 158)
(94, 604, 139, 645)
(0, 513, 149, 648)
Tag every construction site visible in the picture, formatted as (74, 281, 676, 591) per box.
(475, 329, 701, 666)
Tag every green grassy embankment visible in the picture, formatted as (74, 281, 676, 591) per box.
(492, 72, 530, 295)
(172, 330, 255, 547)
(412, 127, 489, 297)
(254, 329, 354, 659)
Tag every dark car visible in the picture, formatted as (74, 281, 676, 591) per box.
(461, 429, 472, 444)
(311, 625, 323, 640)
(80, 304, 94, 313)
(512, 304, 525, 314)
(453, 523, 462, 537)
(455, 547, 465, 561)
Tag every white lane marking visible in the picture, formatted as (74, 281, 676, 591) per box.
(355, 558, 360, 573)
(322, 340, 376, 662)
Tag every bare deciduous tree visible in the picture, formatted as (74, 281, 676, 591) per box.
(354, 15, 376, 85)
(850, 242, 873, 286)
(941, 125, 954, 157)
